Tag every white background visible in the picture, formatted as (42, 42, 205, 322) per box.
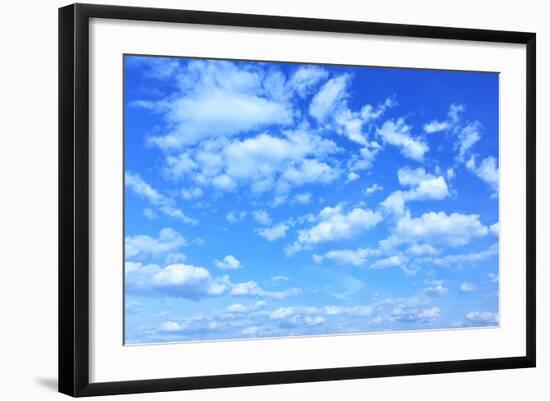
(0, 0, 547, 399)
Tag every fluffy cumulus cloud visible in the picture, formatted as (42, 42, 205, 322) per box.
(382, 211, 489, 249)
(140, 60, 296, 149)
(126, 262, 228, 299)
(126, 261, 299, 301)
(171, 130, 342, 195)
(257, 223, 290, 241)
(214, 255, 242, 270)
(380, 167, 449, 216)
(287, 205, 382, 254)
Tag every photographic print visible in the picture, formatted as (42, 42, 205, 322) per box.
(124, 55, 499, 345)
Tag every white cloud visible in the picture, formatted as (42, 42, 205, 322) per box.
(380, 190, 408, 216)
(226, 301, 268, 314)
(181, 187, 203, 200)
(305, 316, 326, 326)
(126, 171, 197, 224)
(423, 120, 450, 134)
(309, 72, 393, 147)
(165, 153, 197, 179)
(241, 326, 260, 336)
(365, 183, 383, 195)
(125, 261, 228, 299)
(126, 261, 300, 303)
(387, 211, 489, 248)
(159, 205, 198, 225)
(380, 167, 449, 216)
(212, 174, 237, 191)
(488, 273, 499, 283)
(125, 300, 143, 313)
(448, 103, 465, 123)
(424, 280, 448, 296)
(456, 122, 481, 161)
(152, 264, 226, 296)
(143, 60, 294, 149)
(159, 321, 186, 332)
(468, 156, 499, 196)
(214, 255, 242, 270)
(347, 143, 382, 173)
(370, 255, 408, 269)
(165, 252, 187, 264)
(257, 223, 289, 241)
(125, 171, 164, 205)
(346, 172, 360, 183)
(143, 208, 157, 219)
(313, 247, 380, 267)
(293, 192, 312, 205)
(446, 168, 455, 179)
(288, 206, 382, 254)
(186, 130, 341, 194)
(309, 74, 350, 123)
(281, 158, 341, 187)
(288, 66, 328, 97)
(125, 228, 187, 259)
(397, 167, 449, 200)
(459, 282, 476, 293)
(423, 103, 465, 134)
(252, 210, 272, 225)
(421, 244, 497, 267)
(377, 118, 429, 161)
(406, 243, 440, 256)
(230, 281, 300, 299)
(226, 303, 249, 313)
(388, 305, 440, 323)
(226, 210, 247, 223)
(465, 311, 499, 325)
(490, 222, 499, 236)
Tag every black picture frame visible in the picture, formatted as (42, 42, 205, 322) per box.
(59, 3, 536, 397)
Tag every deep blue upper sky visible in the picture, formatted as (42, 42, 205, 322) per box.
(124, 55, 499, 344)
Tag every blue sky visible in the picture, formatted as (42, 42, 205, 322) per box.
(124, 55, 499, 344)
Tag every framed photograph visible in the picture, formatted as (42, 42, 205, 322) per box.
(59, 3, 536, 397)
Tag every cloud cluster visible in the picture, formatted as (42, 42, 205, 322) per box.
(126, 261, 299, 301)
